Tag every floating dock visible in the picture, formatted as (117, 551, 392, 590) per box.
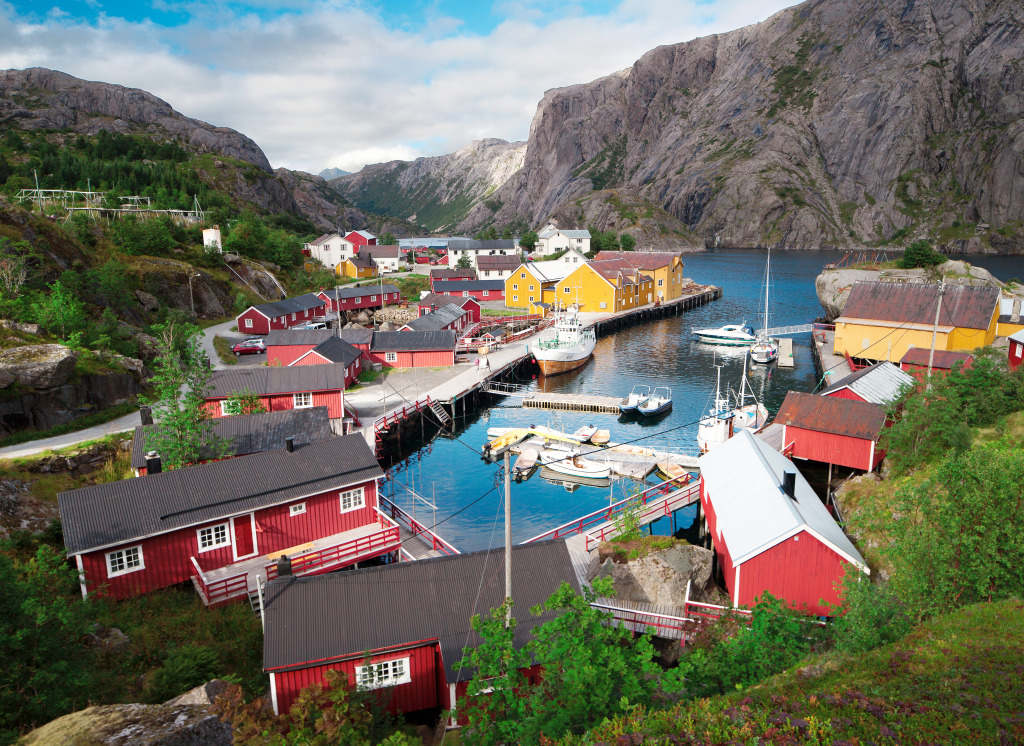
(777, 337, 794, 368)
(522, 392, 623, 413)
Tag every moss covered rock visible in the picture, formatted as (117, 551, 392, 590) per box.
(0, 344, 77, 388)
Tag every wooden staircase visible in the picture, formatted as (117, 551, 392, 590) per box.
(429, 400, 451, 428)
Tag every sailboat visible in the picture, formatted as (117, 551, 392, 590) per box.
(749, 250, 779, 365)
(730, 353, 768, 432)
(697, 364, 734, 454)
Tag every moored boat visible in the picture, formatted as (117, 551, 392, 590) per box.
(749, 248, 779, 365)
(532, 310, 597, 376)
(570, 425, 598, 442)
(590, 429, 611, 445)
(656, 461, 691, 485)
(638, 387, 672, 416)
(620, 384, 651, 413)
(538, 449, 612, 479)
(482, 428, 531, 458)
(692, 323, 756, 346)
(697, 366, 734, 454)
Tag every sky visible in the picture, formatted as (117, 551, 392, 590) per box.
(0, 0, 797, 174)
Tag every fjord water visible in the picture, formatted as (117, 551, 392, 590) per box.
(384, 250, 1022, 552)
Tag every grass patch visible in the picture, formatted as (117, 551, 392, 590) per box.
(357, 368, 382, 383)
(0, 400, 138, 449)
(212, 335, 239, 365)
(606, 534, 685, 561)
(196, 315, 234, 330)
(482, 308, 522, 317)
(390, 274, 431, 299)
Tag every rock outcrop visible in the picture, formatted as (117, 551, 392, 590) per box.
(19, 703, 232, 746)
(589, 542, 719, 606)
(0, 344, 77, 388)
(0, 373, 143, 434)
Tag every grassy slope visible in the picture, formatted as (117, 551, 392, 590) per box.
(564, 600, 1024, 744)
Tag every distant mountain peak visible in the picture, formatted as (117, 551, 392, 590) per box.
(320, 167, 351, 181)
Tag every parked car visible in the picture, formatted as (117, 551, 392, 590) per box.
(231, 338, 266, 356)
(299, 322, 327, 330)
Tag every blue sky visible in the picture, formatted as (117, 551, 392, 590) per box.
(0, 0, 797, 172)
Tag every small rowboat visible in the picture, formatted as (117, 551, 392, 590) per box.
(590, 429, 610, 445)
(538, 450, 612, 479)
(483, 428, 531, 457)
(513, 447, 540, 480)
(656, 461, 691, 485)
(571, 425, 598, 442)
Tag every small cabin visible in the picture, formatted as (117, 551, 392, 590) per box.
(319, 284, 401, 313)
(401, 303, 469, 334)
(366, 331, 458, 368)
(417, 294, 481, 324)
(898, 347, 975, 381)
(430, 279, 505, 300)
(1008, 330, 1024, 371)
(819, 361, 914, 405)
(236, 294, 327, 336)
(290, 337, 362, 387)
(774, 391, 888, 472)
(204, 367, 348, 430)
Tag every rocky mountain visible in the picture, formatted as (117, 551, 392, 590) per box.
(462, 0, 1024, 252)
(333, 138, 526, 232)
(319, 167, 350, 180)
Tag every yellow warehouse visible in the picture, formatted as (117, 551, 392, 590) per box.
(555, 261, 654, 312)
(592, 251, 687, 301)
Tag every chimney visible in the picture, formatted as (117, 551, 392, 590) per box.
(782, 471, 796, 499)
(285, 436, 295, 453)
(139, 405, 153, 426)
(145, 451, 162, 475)
(277, 555, 292, 578)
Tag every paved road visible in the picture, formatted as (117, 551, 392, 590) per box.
(200, 319, 269, 371)
(0, 410, 144, 460)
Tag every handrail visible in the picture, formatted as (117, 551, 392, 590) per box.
(584, 484, 701, 551)
(379, 496, 461, 555)
(265, 514, 401, 580)
(191, 556, 249, 605)
(373, 396, 433, 433)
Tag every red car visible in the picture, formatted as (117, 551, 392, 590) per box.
(231, 338, 266, 356)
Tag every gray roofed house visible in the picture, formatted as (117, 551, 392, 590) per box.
(361, 245, 401, 260)
(400, 304, 466, 332)
(265, 329, 335, 347)
(60, 435, 383, 556)
(262, 540, 580, 683)
(429, 268, 476, 281)
(252, 293, 326, 320)
(207, 366, 348, 398)
(476, 255, 521, 271)
(131, 407, 333, 470)
(321, 284, 400, 301)
(304, 336, 361, 365)
(339, 328, 374, 347)
(370, 330, 458, 352)
(819, 361, 915, 405)
(446, 238, 519, 252)
(417, 293, 478, 309)
(431, 280, 505, 293)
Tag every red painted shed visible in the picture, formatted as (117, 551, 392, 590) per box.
(898, 347, 976, 381)
(775, 391, 888, 472)
(401, 303, 469, 334)
(261, 541, 580, 721)
(204, 367, 348, 424)
(429, 268, 476, 282)
(366, 331, 458, 368)
(1007, 331, 1024, 371)
(265, 329, 334, 366)
(699, 429, 868, 616)
(345, 230, 377, 249)
(318, 284, 401, 313)
(236, 294, 326, 336)
(819, 362, 914, 405)
(58, 436, 396, 604)
(289, 337, 362, 388)
(430, 280, 505, 300)
(418, 294, 481, 323)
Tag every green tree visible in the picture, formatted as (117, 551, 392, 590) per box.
(620, 233, 636, 251)
(519, 230, 538, 252)
(456, 254, 472, 270)
(898, 239, 945, 268)
(830, 565, 911, 654)
(379, 232, 397, 246)
(476, 226, 499, 241)
(223, 388, 268, 416)
(144, 324, 231, 469)
(0, 153, 12, 186)
(32, 280, 86, 340)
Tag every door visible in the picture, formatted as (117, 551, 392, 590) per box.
(232, 514, 257, 560)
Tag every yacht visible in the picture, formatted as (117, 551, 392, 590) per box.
(749, 249, 779, 365)
(693, 323, 756, 346)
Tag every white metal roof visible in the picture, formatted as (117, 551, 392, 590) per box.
(819, 361, 914, 405)
(1009, 329, 1024, 344)
(538, 227, 590, 240)
(699, 429, 867, 570)
(520, 259, 573, 283)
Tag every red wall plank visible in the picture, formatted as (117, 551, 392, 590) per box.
(739, 530, 851, 616)
(787, 426, 876, 471)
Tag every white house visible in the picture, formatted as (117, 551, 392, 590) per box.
(303, 233, 356, 269)
(536, 225, 591, 255)
(202, 226, 222, 252)
(446, 239, 520, 271)
(362, 245, 403, 274)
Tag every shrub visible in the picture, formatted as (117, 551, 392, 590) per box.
(898, 239, 945, 268)
(144, 644, 222, 703)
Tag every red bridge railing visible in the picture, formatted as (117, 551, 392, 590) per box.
(380, 496, 461, 556)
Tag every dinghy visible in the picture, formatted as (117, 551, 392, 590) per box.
(538, 450, 612, 479)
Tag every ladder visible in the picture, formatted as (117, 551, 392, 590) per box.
(429, 400, 452, 427)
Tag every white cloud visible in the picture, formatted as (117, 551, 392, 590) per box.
(0, 0, 798, 172)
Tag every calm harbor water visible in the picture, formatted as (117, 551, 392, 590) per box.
(384, 250, 1024, 552)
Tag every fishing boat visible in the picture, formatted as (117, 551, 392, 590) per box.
(570, 425, 598, 442)
(532, 310, 597, 376)
(538, 450, 612, 479)
(749, 249, 779, 365)
(620, 384, 651, 413)
(590, 429, 611, 445)
(697, 365, 734, 454)
(692, 323, 756, 346)
(656, 461, 691, 485)
(637, 387, 672, 416)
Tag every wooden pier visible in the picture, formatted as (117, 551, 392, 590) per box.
(777, 337, 794, 368)
(522, 392, 624, 413)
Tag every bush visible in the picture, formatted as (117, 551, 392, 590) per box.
(829, 565, 911, 654)
(898, 239, 945, 268)
(144, 644, 223, 703)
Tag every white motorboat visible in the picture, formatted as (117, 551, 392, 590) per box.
(570, 425, 598, 442)
(638, 387, 672, 416)
(532, 310, 597, 376)
(538, 449, 612, 479)
(621, 384, 651, 413)
(693, 323, 756, 346)
(697, 365, 735, 454)
(749, 249, 779, 365)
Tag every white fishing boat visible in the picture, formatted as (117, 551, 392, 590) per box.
(570, 425, 598, 442)
(620, 384, 651, 413)
(693, 323, 756, 346)
(538, 449, 612, 479)
(749, 249, 779, 365)
(532, 310, 597, 376)
(697, 365, 735, 454)
(638, 387, 672, 416)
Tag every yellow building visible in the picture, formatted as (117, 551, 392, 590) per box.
(834, 281, 1000, 363)
(339, 255, 378, 279)
(592, 251, 687, 301)
(505, 260, 573, 308)
(995, 296, 1024, 337)
(555, 261, 654, 313)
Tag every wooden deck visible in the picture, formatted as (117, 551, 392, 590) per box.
(522, 393, 624, 413)
(813, 326, 852, 382)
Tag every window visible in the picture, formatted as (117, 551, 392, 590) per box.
(463, 291, 469, 297)
(529, 285, 535, 291)
(289, 503, 306, 516)
(563, 287, 570, 294)
(385, 351, 398, 363)
(371, 296, 377, 301)
(357, 657, 411, 689)
(340, 486, 366, 513)
(221, 400, 241, 416)
(107, 545, 144, 577)
(512, 295, 518, 302)
(658, 279, 664, 287)
(484, 270, 490, 277)
(529, 296, 535, 302)
(197, 523, 230, 552)
(600, 302, 608, 309)
(244, 318, 253, 328)
(520, 272, 526, 279)
(483, 290, 489, 297)
(862, 338, 871, 349)
(355, 297, 362, 304)
(294, 392, 313, 408)
(512, 284, 518, 290)
(291, 313, 296, 321)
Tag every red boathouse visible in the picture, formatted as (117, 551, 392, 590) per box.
(775, 391, 888, 472)
(204, 367, 348, 431)
(898, 347, 975, 381)
(819, 361, 914, 405)
(318, 284, 401, 313)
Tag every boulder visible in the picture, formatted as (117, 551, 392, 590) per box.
(589, 542, 717, 606)
(0, 319, 42, 335)
(166, 679, 231, 707)
(86, 625, 131, 655)
(98, 351, 147, 377)
(0, 369, 14, 389)
(20, 703, 232, 746)
(378, 321, 398, 332)
(0, 344, 77, 388)
(135, 290, 160, 313)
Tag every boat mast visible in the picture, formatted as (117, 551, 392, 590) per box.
(504, 449, 512, 626)
(761, 248, 771, 337)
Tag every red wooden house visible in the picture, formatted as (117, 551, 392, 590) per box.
(401, 303, 469, 334)
(431, 280, 505, 301)
(204, 367, 347, 427)
(131, 407, 334, 476)
(266, 329, 334, 366)
(367, 331, 458, 368)
(236, 294, 327, 336)
(418, 294, 481, 323)
(261, 541, 578, 721)
(819, 362, 914, 405)
(898, 347, 976, 381)
(775, 391, 888, 472)
(429, 268, 476, 284)
(318, 284, 401, 313)
(699, 429, 868, 616)
(345, 230, 377, 250)
(1010, 330, 1024, 370)
(291, 337, 363, 388)
(58, 436, 398, 604)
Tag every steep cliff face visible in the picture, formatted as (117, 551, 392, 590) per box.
(334, 138, 526, 231)
(460, 0, 1024, 251)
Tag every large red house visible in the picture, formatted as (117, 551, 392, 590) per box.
(261, 541, 578, 721)
(318, 284, 401, 313)
(819, 362, 913, 405)
(430, 279, 505, 300)
(699, 429, 868, 616)
(366, 331, 458, 368)
(417, 294, 481, 324)
(265, 329, 335, 366)
(345, 230, 376, 250)
(204, 367, 348, 430)
(290, 337, 363, 387)
(58, 436, 397, 604)
(236, 294, 327, 336)
(429, 268, 476, 283)
(774, 391, 888, 472)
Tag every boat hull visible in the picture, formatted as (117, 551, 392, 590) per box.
(535, 353, 593, 376)
(694, 334, 755, 346)
(638, 401, 672, 416)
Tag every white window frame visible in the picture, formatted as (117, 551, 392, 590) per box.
(463, 291, 469, 297)
(512, 283, 518, 290)
(289, 503, 307, 516)
(483, 290, 489, 297)
(244, 318, 253, 328)
(529, 296, 535, 302)
(294, 392, 313, 408)
(563, 287, 570, 294)
(385, 351, 398, 363)
(513, 295, 518, 302)
(356, 657, 411, 689)
(221, 399, 242, 417)
(658, 278, 664, 287)
(197, 523, 231, 553)
(340, 486, 366, 513)
(291, 313, 296, 321)
(106, 545, 144, 578)
(371, 295, 377, 301)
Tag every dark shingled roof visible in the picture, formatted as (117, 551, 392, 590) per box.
(476, 255, 521, 271)
(251, 293, 325, 320)
(306, 336, 361, 365)
(431, 280, 505, 292)
(429, 268, 476, 280)
(361, 245, 401, 260)
(262, 541, 579, 680)
(321, 284, 400, 301)
(339, 328, 374, 346)
(839, 281, 999, 330)
(60, 435, 383, 555)
(131, 407, 333, 469)
(898, 347, 975, 370)
(347, 254, 375, 269)
(207, 366, 347, 398)
(265, 329, 335, 347)
(418, 293, 477, 309)
(775, 391, 887, 441)
(370, 331, 458, 352)
(401, 304, 466, 332)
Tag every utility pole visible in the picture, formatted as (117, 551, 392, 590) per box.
(926, 278, 946, 389)
(504, 448, 512, 626)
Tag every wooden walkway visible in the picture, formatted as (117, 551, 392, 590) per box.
(522, 392, 624, 413)
(812, 326, 852, 383)
(778, 337, 794, 368)
(398, 526, 445, 561)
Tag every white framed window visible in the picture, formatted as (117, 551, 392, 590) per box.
(385, 351, 398, 363)
(357, 657, 411, 689)
(520, 272, 526, 278)
(294, 392, 313, 408)
(529, 285, 535, 291)
(244, 318, 253, 328)
(355, 297, 362, 304)
(371, 295, 377, 301)
(658, 279, 664, 287)
(512, 284, 518, 290)
(600, 302, 608, 309)
(197, 523, 230, 552)
(107, 545, 144, 577)
(563, 287, 570, 294)
(513, 295, 518, 302)
(221, 399, 241, 417)
(291, 313, 296, 321)
(483, 290, 489, 297)
(340, 486, 366, 513)
(463, 291, 469, 297)
(289, 503, 307, 516)
(529, 296, 535, 302)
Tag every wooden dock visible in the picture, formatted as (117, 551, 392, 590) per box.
(777, 337, 794, 368)
(522, 392, 623, 413)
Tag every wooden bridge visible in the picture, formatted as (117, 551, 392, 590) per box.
(379, 495, 460, 561)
